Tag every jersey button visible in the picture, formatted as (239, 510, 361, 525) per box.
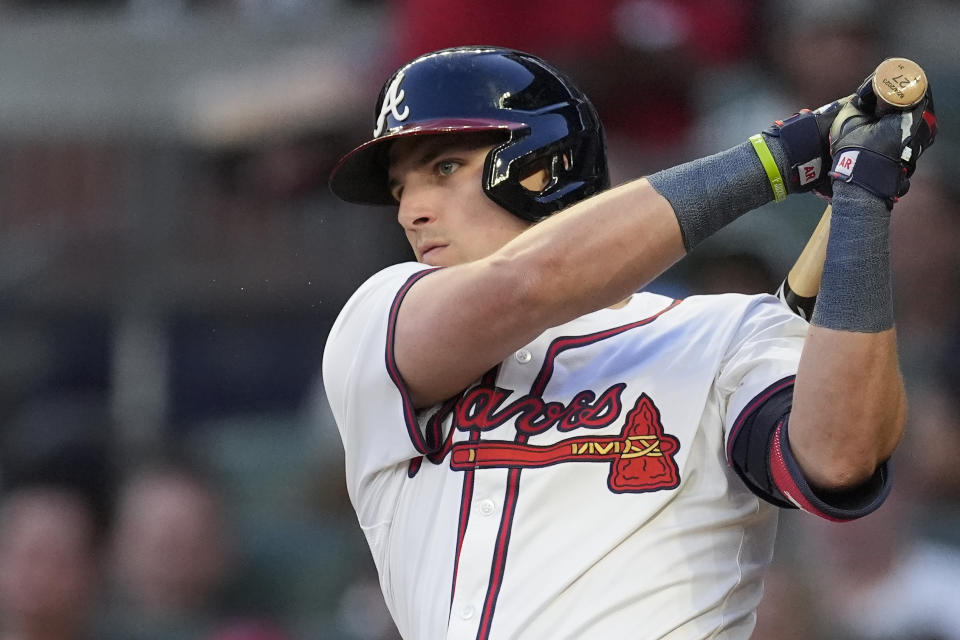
(461, 605, 475, 620)
(515, 349, 532, 363)
(478, 499, 496, 516)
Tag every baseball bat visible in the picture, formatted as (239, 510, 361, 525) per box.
(777, 57, 928, 319)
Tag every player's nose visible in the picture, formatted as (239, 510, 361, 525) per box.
(396, 185, 438, 230)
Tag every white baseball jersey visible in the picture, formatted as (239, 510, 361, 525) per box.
(322, 261, 811, 640)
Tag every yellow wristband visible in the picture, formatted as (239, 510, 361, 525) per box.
(749, 134, 787, 202)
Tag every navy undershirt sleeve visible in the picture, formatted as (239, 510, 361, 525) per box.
(727, 378, 891, 521)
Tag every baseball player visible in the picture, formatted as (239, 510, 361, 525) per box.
(322, 46, 936, 639)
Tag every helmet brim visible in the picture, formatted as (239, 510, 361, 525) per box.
(328, 119, 524, 206)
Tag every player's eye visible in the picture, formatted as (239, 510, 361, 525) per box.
(436, 159, 461, 176)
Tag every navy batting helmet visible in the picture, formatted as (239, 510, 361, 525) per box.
(328, 46, 609, 222)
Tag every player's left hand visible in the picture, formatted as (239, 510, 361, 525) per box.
(763, 96, 850, 198)
(828, 79, 937, 208)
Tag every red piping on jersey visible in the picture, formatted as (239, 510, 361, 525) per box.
(450, 427, 480, 606)
(531, 299, 683, 397)
(385, 267, 442, 455)
(474, 297, 683, 640)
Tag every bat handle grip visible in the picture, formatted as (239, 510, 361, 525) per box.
(776, 204, 832, 319)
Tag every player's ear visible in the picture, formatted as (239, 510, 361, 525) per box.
(518, 152, 571, 193)
(519, 167, 551, 192)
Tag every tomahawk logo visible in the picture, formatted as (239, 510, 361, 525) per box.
(374, 71, 410, 137)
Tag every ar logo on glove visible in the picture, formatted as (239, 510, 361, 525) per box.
(834, 150, 860, 177)
(374, 71, 411, 137)
(799, 158, 823, 186)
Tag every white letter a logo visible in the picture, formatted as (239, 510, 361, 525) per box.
(374, 71, 410, 137)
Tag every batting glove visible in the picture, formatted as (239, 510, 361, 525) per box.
(829, 76, 937, 209)
(763, 97, 849, 198)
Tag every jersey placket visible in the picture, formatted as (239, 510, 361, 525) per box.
(446, 346, 539, 639)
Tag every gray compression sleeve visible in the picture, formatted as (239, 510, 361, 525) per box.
(646, 135, 791, 251)
(811, 181, 893, 332)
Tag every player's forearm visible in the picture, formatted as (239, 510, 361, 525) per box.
(493, 177, 685, 321)
(789, 326, 906, 490)
(497, 139, 785, 322)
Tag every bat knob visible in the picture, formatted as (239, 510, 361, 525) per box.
(871, 57, 927, 110)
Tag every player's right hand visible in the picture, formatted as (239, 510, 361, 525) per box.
(828, 78, 937, 208)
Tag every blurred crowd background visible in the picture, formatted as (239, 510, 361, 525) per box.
(0, 1, 958, 639)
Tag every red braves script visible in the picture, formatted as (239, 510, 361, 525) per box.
(437, 383, 681, 493)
